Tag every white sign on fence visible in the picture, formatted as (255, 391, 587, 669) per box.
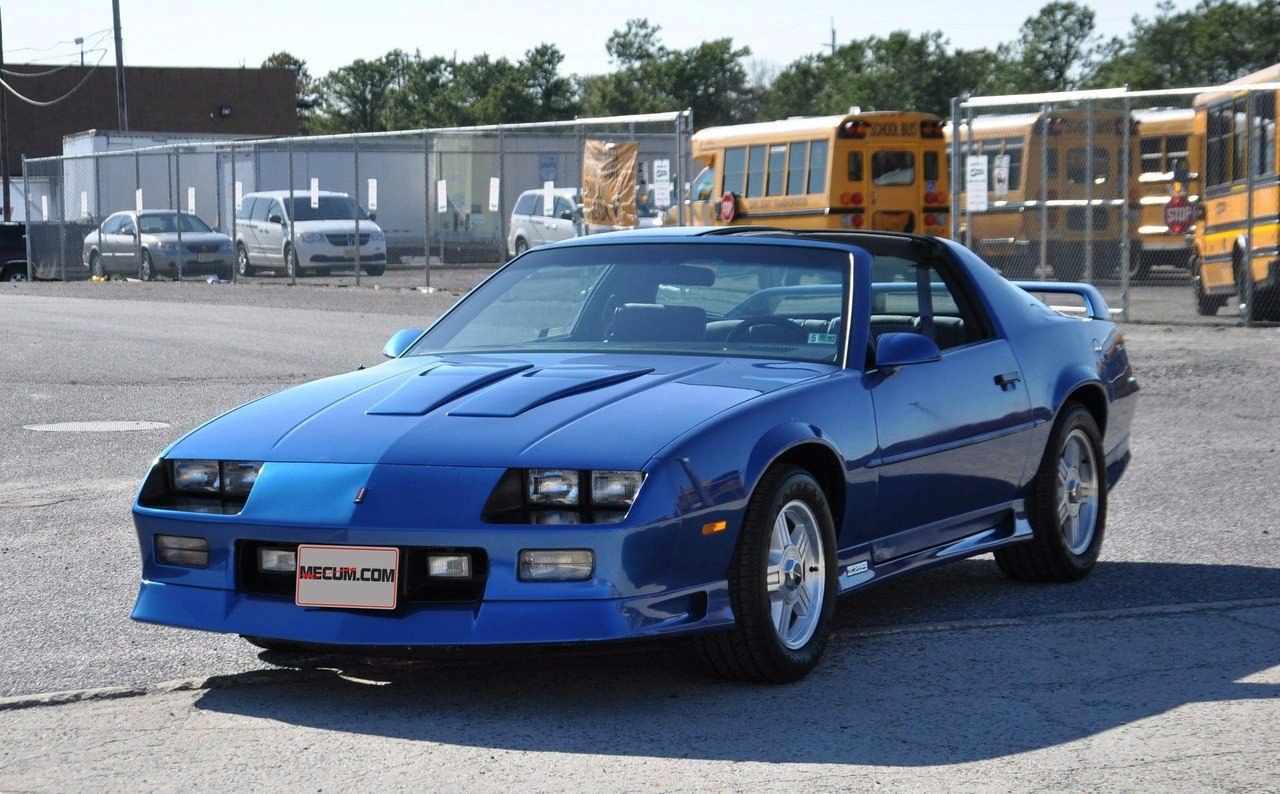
(993, 155, 1010, 198)
(310, 178, 320, 209)
(367, 179, 378, 212)
(187, 187, 196, 214)
(543, 181, 555, 216)
(437, 180, 448, 213)
(235, 181, 243, 210)
(966, 155, 989, 213)
(41, 195, 49, 220)
(488, 177, 501, 212)
(653, 158, 672, 208)
(80, 191, 88, 218)
(135, 189, 143, 212)
(655, 182, 672, 208)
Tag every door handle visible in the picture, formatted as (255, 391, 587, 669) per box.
(995, 372, 1021, 390)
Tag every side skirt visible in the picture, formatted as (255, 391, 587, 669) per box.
(836, 502, 1032, 594)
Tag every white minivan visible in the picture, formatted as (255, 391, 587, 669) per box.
(235, 190, 387, 277)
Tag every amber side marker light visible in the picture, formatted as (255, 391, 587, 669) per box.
(703, 520, 728, 535)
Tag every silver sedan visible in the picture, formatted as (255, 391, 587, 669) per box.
(83, 211, 235, 280)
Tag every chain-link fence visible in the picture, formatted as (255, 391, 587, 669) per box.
(952, 80, 1279, 325)
(21, 111, 693, 288)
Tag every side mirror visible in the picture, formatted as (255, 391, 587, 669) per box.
(875, 332, 941, 369)
(382, 328, 425, 359)
(368, 212, 377, 222)
(268, 214, 283, 225)
(124, 228, 136, 237)
(559, 210, 575, 221)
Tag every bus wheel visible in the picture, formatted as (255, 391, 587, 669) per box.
(1127, 245, 1150, 282)
(1190, 253, 1225, 316)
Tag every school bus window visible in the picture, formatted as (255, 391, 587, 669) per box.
(693, 166, 716, 201)
(1066, 148, 1110, 184)
(924, 151, 939, 182)
(872, 151, 915, 186)
(1046, 148, 1059, 177)
(1004, 138, 1024, 189)
(767, 144, 787, 197)
(787, 141, 809, 195)
(746, 145, 767, 198)
(807, 140, 828, 194)
(848, 151, 864, 182)
(1139, 137, 1162, 171)
(1253, 93, 1276, 176)
(1206, 107, 1230, 187)
(1232, 101, 1248, 182)
(724, 147, 746, 194)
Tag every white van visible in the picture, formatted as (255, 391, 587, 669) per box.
(235, 190, 387, 277)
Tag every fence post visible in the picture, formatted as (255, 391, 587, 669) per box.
(288, 138, 297, 286)
(498, 126, 506, 261)
(1120, 94, 1132, 320)
(674, 111, 685, 227)
(950, 96, 961, 242)
(134, 149, 143, 279)
(437, 146, 446, 269)
(229, 143, 237, 282)
(175, 148, 184, 281)
(353, 135, 361, 287)
(1243, 89, 1256, 327)
(964, 103, 975, 249)
(1084, 99, 1094, 284)
(94, 153, 103, 273)
(1040, 103, 1050, 281)
(21, 156, 31, 280)
(422, 129, 431, 289)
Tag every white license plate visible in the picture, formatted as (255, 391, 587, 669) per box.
(197, 252, 214, 263)
(295, 544, 399, 610)
(344, 248, 357, 258)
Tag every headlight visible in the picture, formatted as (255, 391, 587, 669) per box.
(590, 471, 645, 506)
(170, 459, 262, 498)
(298, 231, 325, 243)
(370, 230, 385, 242)
(219, 239, 233, 251)
(527, 469, 579, 505)
(158, 241, 179, 254)
(172, 460, 220, 493)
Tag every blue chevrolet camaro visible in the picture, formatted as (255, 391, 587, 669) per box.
(132, 228, 1138, 682)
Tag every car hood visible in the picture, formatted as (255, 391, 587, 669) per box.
(292, 219, 383, 234)
(167, 353, 837, 470)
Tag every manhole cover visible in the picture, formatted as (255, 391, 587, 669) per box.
(23, 421, 171, 432)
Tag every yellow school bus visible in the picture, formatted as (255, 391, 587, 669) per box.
(1131, 107, 1200, 280)
(948, 108, 1138, 281)
(677, 112, 951, 237)
(1190, 64, 1280, 319)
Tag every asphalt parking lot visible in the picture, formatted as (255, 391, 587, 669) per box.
(0, 276, 1277, 789)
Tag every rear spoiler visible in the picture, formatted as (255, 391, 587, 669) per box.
(1012, 281, 1112, 321)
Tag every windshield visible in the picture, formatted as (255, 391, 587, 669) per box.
(285, 195, 369, 221)
(138, 213, 214, 234)
(408, 242, 849, 363)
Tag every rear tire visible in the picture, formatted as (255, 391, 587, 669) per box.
(691, 465, 837, 683)
(363, 264, 385, 277)
(996, 403, 1106, 582)
(236, 244, 255, 277)
(287, 245, 301, 278)
(89, 252, 104, 278)
(513, 238, 529, 257)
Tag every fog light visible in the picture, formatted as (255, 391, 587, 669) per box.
(156, 534, 208, 567)
(258, 548, 296, 573)
(519, 549, 594, 581)
(428, 554, 471, 579)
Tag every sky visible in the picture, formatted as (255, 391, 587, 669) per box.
(7, 0, 1203, 79)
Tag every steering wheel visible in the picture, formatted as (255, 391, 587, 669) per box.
(724, 316, 808, 344)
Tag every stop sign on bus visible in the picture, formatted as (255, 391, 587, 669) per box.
(1164, 194, 1194, 235)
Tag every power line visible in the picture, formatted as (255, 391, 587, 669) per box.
(0, 57, 105, 107)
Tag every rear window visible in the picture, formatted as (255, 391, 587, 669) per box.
(514, 193, 537, 215)
(872, 151, 915, 185)
(236, 197, 257, 220)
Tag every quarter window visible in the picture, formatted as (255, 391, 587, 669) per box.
(807, 140, 828, 194)
(723, 147, 746, 195)
(786, 142, 809, 195)
(767, 144, 787, 196)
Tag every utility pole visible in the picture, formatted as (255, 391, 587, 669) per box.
(0, 7, 10, 221)
(830, 18, 837, 56)
(113, 0, 128, 131)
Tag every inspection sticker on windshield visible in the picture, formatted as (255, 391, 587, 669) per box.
(295, 544, 399, 610)
(808, 333, 838, 344)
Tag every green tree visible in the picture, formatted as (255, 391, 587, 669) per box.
(313, 56, 396, 133)
(261, 51, 316, 133)
(997, 1, 1104, 92)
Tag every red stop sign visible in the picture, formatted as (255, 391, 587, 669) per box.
(1164, 194, 1193, 235)
(719, 192, 737, 223)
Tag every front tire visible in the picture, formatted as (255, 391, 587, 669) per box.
(692, 465, 837, 683)
(363, 264, 385, 277)
(89, 252, 104, 278)
(286, 245, 301, 278)
(996, 403, 1106, 582)
(513, 238, 529, 257)
(140, 250, 156, 281)
(1190, 252, 1226, 316)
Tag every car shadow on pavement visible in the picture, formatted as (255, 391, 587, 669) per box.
(193, 560, 1280, 766)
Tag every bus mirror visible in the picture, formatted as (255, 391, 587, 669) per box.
(1173, 160, 1190, 186)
